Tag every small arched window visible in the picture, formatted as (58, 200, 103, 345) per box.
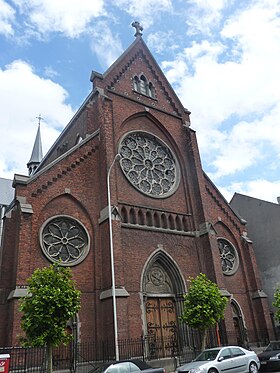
(139, 75, 148, 95)
(133, 74, 155, 99)
(148, 82, 155, 98)
(133, 76, 139, 91)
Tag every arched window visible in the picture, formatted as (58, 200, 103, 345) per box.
(148, 82, 155, 98)
(139, 75, 148, 95)
(218, 238, 239, 275)
(133, 76, 139, 91)
(133, 74, 156, 99)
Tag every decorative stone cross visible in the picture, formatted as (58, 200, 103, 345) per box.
(36, 114, 44, 125)
(132, 21, 143, 37)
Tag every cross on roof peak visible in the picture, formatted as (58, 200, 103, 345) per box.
(36, 114, 44, 126)
(132, 21, 143, 37)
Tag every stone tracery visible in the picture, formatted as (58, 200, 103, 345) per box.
(119, 132, 179, 197)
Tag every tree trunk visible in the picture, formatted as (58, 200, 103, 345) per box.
(200, 329, 207, 351)
(46, 343, 53, 373)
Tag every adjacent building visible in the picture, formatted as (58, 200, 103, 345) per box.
(231, 192, 280, 326)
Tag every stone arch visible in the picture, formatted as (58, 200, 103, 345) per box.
(154, 212, 160, 228)
(141, 249, 187, 357)
(168, 214, 175, 230)
(121, 206, 128, 223)
(175, 215, 182, 231)
(231, 298, 247, 347)
(161, 213, 168, 229)
(129, 207, 136, 224)
(138, 209, 145, 225)
(142, 249, 186, 295)
(146, 211, 153, 226)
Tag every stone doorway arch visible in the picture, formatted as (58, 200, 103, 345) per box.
(231, 300, 247, 347)
(142, 249, 186, 358)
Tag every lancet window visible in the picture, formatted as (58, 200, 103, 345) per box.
(133, 74, 155, 98)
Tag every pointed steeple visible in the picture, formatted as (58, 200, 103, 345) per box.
(27, 115, 43, 176)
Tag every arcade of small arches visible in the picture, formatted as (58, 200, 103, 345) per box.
(119, 204, 192, 233)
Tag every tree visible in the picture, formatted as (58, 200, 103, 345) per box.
(19, 263, 81, 373)
(181, 273, 227, 350)
(273, 287, 280, 323)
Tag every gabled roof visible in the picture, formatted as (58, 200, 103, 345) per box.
(91, 35, 191, 118)
(35, 32, 191, 175)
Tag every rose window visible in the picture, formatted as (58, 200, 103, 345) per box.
(40, 216, 90, 266)
(119, 132, 179, 197)
(218, 238, 239, 275)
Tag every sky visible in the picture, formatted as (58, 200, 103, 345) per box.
(1, 0, 280, 204)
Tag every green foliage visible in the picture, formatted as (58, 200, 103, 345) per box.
(181, 273, 227, 331)
(19, 263, 81, 347)
(273, 287, 280, 322)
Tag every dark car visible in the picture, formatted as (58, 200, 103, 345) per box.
(258, 341, 280, 371)
(92, 359, 166, 373)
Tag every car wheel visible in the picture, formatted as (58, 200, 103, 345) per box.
(208, 369, 218, 373)
(249, 362, 258, 373)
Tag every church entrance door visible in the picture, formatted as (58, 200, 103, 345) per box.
(146, 297, 177, 357)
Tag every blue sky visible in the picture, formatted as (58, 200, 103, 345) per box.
(1, 0, 280, 203)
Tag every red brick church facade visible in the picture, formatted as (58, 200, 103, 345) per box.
(0, 28, 273, 348)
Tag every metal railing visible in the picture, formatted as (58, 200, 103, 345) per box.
(0, 329, 277, 373)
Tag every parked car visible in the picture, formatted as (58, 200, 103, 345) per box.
(258, 341, 280, 371)
(176, 346, 260, 373)
(92, 359, 166, 373)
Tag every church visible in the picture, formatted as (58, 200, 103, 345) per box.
(0, 23, 274, 352)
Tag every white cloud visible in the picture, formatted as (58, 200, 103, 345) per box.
(11, 0, 106, 37)
(44, 66, 58, 79)
(90, 21, 123, 68)
(185, 0, 231, 35)
(0, 60, 74, 178)
(113, 0, 173, 28)
(0, 0, 15, 36)
(160, 0, 280, 182)
(147, 31, 179, 55)
(220, 179, 280, 204)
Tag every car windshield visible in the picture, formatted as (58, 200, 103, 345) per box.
(265, 342, 280, 351)
(194, 349, 220, 361)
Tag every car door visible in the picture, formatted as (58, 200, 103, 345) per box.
(230, 347, 247, 373)
(217, 348, 234, 373)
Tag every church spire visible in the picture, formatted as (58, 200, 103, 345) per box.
(27, 115, 43, 176)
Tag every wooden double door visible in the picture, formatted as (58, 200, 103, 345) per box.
(146, 297, 178, 357)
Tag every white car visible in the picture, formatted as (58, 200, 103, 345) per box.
(176, 346, 260, 373)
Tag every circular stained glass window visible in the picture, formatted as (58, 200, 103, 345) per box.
(119, 131, 179, 198)
(40, 216, 90, 266)
(218, 238, 239, 275)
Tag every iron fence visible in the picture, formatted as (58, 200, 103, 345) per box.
(0, 329, 277, 373)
